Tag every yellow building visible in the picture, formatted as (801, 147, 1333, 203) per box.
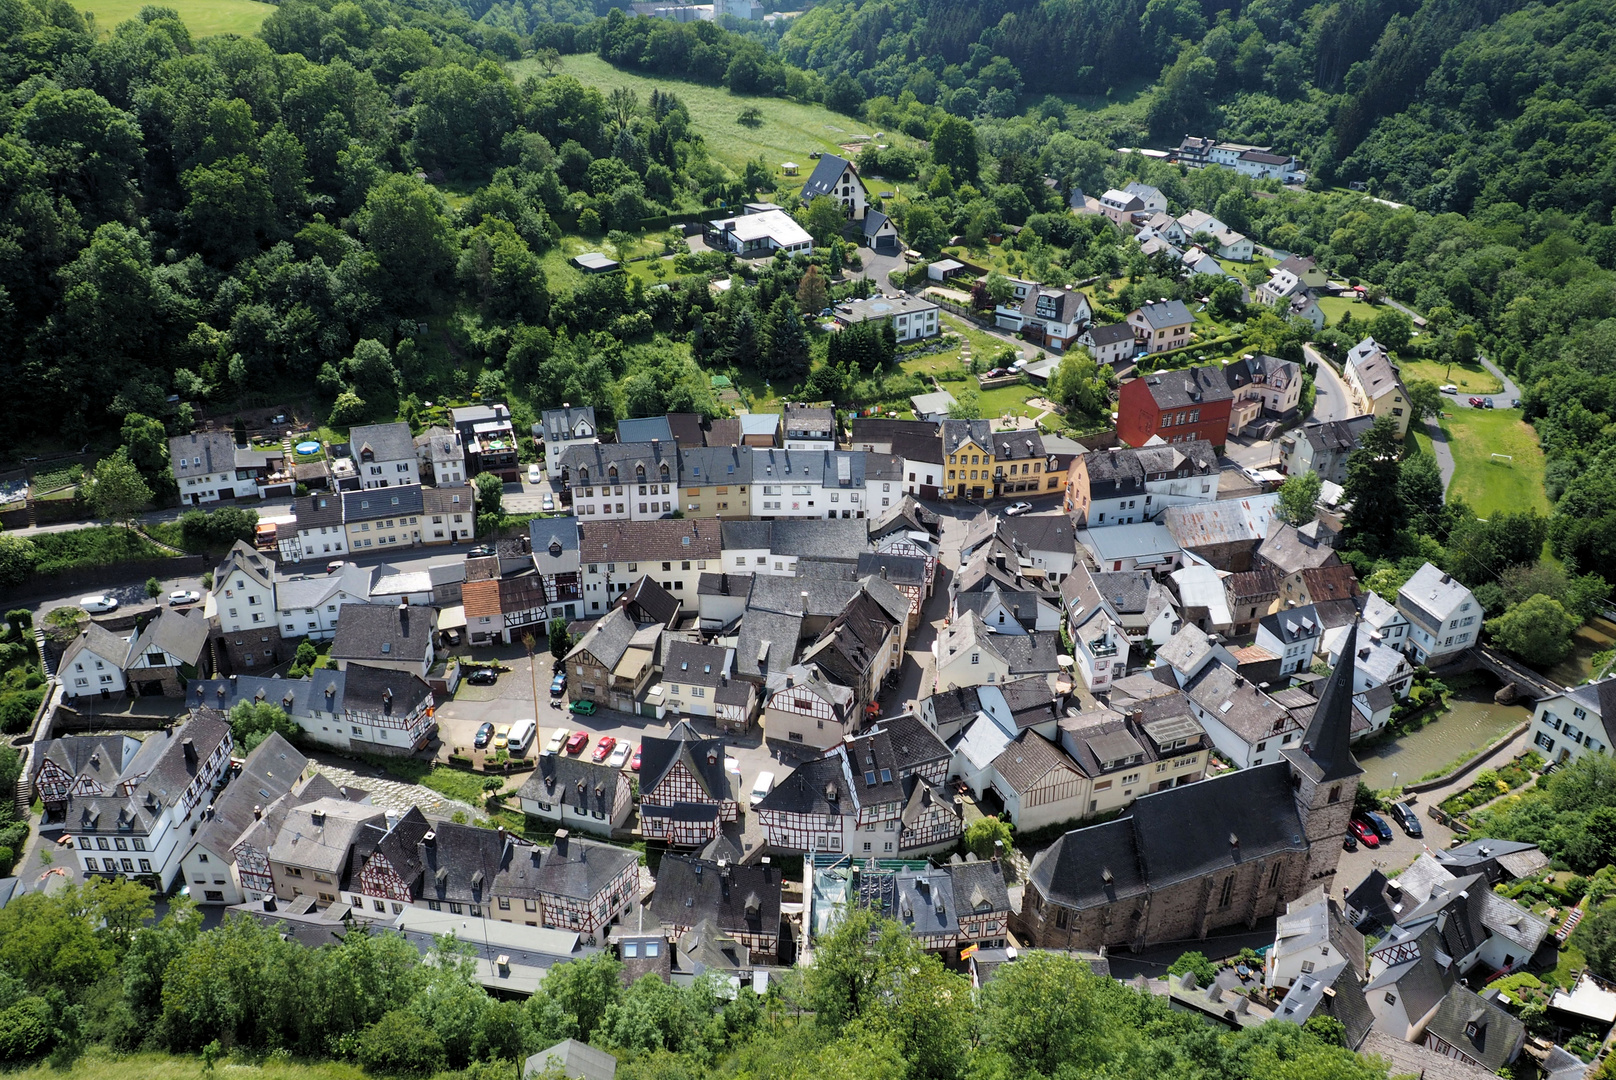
(677, 446, 753, 519)
(941, 419, 995, 500)
(341, 486, 424, 552)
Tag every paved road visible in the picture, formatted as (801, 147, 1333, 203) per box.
(10, 497, 300, 539)
(1305, 344, 1356, 424)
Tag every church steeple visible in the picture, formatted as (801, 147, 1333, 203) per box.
(1292, 619, 1363, 784)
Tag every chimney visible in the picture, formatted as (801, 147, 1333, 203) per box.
(423, 829, 436, 847)
(554, 829, 569, 855)
(311, 808, 326, 826)
(253, 804, 262, 820)
(801, 590, 810, 614)
(183, 738, 196, 764)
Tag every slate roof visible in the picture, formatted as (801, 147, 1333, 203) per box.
(1185, 661, 1297, 743)
(1021, 287, 1088, 325)
(1283, 620, 1363, 785)
(720, 518, 870, 561)
(59, 622, 132, 673)
(341, 484, 424, 523)
(541, 405, 596, 441)
(294, 491, 346, 530)
(1132, 299, 1194, 330)
(1133, 365, 1233, 412)
(1084, 322, 1136, 347)
(269, 797, 385, 875)
(169, 430, 238, 477)
(928, 685, 983, 731)
(348, 422, 414, 463)
(579, 518, 721, 563)
(940, 419, 993, 457)
(733, 609, 803, 682)
(862, 209, 893, 239)
(354, 807, 430, 893)
(800, 153, 854, 201)
(638, 728, 731, 802)
(1425, 987, 1525, 1072)
(1275, 959, 1374, 1049)
(191, 733, 307, 860)
(1359, 1031, 1496, 1080)
(525, 1040, 618, 1080)
(755, 755, 851, 817)
(330, 604, 434, 664)
(991, 730, 1080, 795)
(663, 639, 730, 687)
(618, 576, 681, 628)
(1028, 762, 1308, 909)
(678, 444, 753, 488)
(651, 853, 781, 939)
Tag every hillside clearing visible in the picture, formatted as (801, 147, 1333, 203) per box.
(1439, 407, 1549, 520)
(507, 54, 918, 179)
(74, 0, 274, 37)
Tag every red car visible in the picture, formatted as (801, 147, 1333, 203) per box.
(630, 745, 642, 771)
(1349, 818, 1381, 848)
(1468, 396, 1485, 407)
(564, 730, 589, 755)
(592, 735, 617, 763)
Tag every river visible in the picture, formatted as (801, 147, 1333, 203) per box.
(1356, 688, 1529, 790)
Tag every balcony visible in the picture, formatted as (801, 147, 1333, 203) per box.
(1087, 638, 1119, 659)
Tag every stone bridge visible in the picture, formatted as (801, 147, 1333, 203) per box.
(1473, 645, 1563, 703)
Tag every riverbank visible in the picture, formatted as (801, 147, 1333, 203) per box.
(1356, 682, 1532, 790)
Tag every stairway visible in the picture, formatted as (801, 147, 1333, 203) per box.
(1558, 903, 1585, 943)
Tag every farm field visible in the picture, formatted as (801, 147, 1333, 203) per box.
(509, 54, 915, 180)
(73, 0, 273, 37)
(1439, 407, 1549, 519)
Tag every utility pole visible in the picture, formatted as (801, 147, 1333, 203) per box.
(522, 632, 538, 740)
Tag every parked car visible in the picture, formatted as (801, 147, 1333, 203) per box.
(79, 594, 118, 613)
(1005, 502, 1033, 516)
(569, 700, 597, 717)
(1343, 833, 1358, 852)
(985, 367, 1009, 378)
(550, 673, 567, 697)
(546, 727, 569, 754)
(467, 668, 498, 686)
(1348, 818, 1380, 848)
(527, 463, 543, 484)
(473, 723, 495, 749)
(608, 741, 633, 769)
(167, 590, 200, 606)
(750, 771, 776, 808)
(564, 729, 589, 753)
(541, 494, 555, 511)
(327, 561, 347, 574)
(1468, 396, 1485, 407)
(1482, 397, 1495, 409)
(629, 745, 642, 771)
(592, 736, 617, 763)
(1363, 810, 1395, 842)
(493, 725, 511, 751)
(1439, 384, 1458, 395)
(1391, 801, 1424, 838)
(1511, 398, 1521, 408)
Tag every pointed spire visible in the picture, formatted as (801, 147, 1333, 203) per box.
(1298, 620, 1362, 783)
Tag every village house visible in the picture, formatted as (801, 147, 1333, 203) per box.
(55, 712, 234, 889)
(1064, 441, 1219, 526)
(348, 422, 420, 489)
(540, 404, 598, 478)
(798, 153, 867, 219)
(169, 430, 240, 505)
(1255, 604, 1324, 676)
(1279, 416, 1376, 484)
(177, 733, 310, 905)
(1528, 675, 1616, 765)
(1099, 188, 1146, 227)
(650, 854, 784, 960)
(1184, 655, 1304, 768)
(1344, 338, 1412, 437)
(1397, 562, 1483, 666)
(1060, 690, 1209, 815)
(558, 441, 679, 523)
(1127, 299, 1196, 357)
(941, 419, 997, 501)
(577, 517, 721, 613)
(763, 662, 859, 752)
(421, 488, 473, 545)
(286, 491, 348, 564)
(636, 722, 739, 847)
(516, 755, 633, 837)
(1176, 209, 1255, 260)
(563, 607, 659, 713)
(341, 485, 423, 552)
(1078, 322, 1138, 368)
(833, 294, 940, 342)
(414, 426, 466, 487)
(1117, 365, 1233, 449)
(1018, 287, 1092, 352)
(207, 540, 281, 669)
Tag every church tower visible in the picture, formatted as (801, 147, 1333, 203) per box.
(1283, 620, 1365, 885)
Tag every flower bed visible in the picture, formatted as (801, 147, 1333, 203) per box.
(1439, 752, 1543, 817)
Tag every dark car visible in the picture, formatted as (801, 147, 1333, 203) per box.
(467, 668, 498, 686)
(1363, 810, 1395, 842)
(1348, 819, 1380, 848)
(1391, 801, 1424, 838)
(1343, 833, 1358, 852)
(473, 722, 495, 749)
(1481, 397, 1494, 409)
(550, 673, 567, 697)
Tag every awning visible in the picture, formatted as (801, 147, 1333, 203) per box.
(437, 604, 467, 631)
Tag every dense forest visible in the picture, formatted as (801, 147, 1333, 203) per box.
(0, 876, 1392, 1079)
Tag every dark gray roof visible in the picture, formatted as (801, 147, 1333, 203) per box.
(1259, 604, 1322, 646)
(169, 430, 238, 477)
(940, 419, 992, 457)
(663, 640, 729, 687)
(348, 422, 415, 462)
(191, 671, 346, 717)
(950, 859, 1012, 918)
(1276, 959, 1374, 1049)
(996, 632, 1062, 676)
(1424, 987, 1524, 1072)
(129, 608, 210, 666)
(1020, 287, 1087, 325)
(928, 685, 983, 729)
(1083, 322, 1135, 347)
(1134, 365, 1233, 409)
(497, 834, 639, 903)
(1284, 621, 1363, 785)
(1366, 923, 1456, 1023)
(338, 663, 432, 717)
(678, 444, 753, 487)
(1030, 762, 1308, 909)
(783, 405, 835, 437)
(530, 516, 581, 556)
(734, 609, 803, 681)
(862, 209, 892, 239)
(418, 821, 505, 905)
(639, 729, 731, 802)
(354, 807, 431, 894)
(756, 756, 851, 817)
(1133, 299, 1194, 330)
(800, 153, 854, 201)
(330, 605, 434, 664)
(559, 440, 676, 484)
(651, 853, 781, 938)
(567, 607, 637, 670)
(855, 552, 927, 588)
(192, 733, 306, 856)
(541, 405, 597, 440)
(519, 756, 627, 817)
(1258, 523, 1339, 576)
(342, 484, 424, 522)
(618, 575, 681, 628)
(295, 492, 345, 529)
(720, 518, 870, 562)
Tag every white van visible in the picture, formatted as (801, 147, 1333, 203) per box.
(506, 719, 537, 756)
(79, 594, 118, 613)
(749, 771, 775, 808)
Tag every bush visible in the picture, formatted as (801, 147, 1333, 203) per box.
(964, 817, 1013, 859)
(0, 689, 44, 734)
(0, 996, 53, 1063)
(28, 527, 170, 577)
(1167, 951, 1218, 986)
(357, 1010, 446, 1077)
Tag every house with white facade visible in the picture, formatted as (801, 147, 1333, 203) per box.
(833, 294, 939, 343)
(578, 518, 722, 614)
(415, 426, 466, 487)
(1529, 676, 1615, 765)
(1396, 563, 1483, 666)
(1063, 440, 1219, 527)
(1123, 182, 1168, 215)
(1265, 889, 1365, 992)
(59, 623, 133, 699)
(559, 442, 679, 522)
(1078, 323, 1138, 368)
(177, 732, 310, 905)
(1255, 604, 1323, 676)
(540, 405, 598, 479)
(798, 153, 867, 220)
(275, 563, 372, 641)
(207, 540, 281, 669)
(349, 422, 419, 489)
(290, 492, 348, 563)
(783, 405, 837, 451)
(1017, 287, 1092, 352)
(62, 712, 234, 889)
(1182, 648, 1305, 769)
(169, 431, 240, 506)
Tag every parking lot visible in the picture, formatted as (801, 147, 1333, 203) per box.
(433, 647, 787, 816)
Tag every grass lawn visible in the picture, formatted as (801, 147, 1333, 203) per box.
(510, 54, 914, 181)
(1315, 294, 1379, 328)
(1397, 356, 1503, 394)
(1411, 423, 1434, 461)
(10, 1050, 366, 1080)
(74, 0, 274, 37)
(1439, 408, 1550, 519)
(974, 382, 1043, 423)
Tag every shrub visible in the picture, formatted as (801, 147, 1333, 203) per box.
(358, 1010, 446, 1077)
(0, 690, 44, 734)
(1167, 951, 1217, 986)
(0, 996, 52, 1063)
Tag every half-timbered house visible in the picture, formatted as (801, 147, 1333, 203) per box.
(178, 733, 309, 905)
(517, 755, 633, 837)
(764, 663, 857, 752)
(339, 664, 436, 756)
(951, 858, 1014, 951)
(349, 807, 432, 917)
(564, 607, 660, 712)
(31, 734, 146, 813)
(755, 756, 853, 855)
(989, 730, 1091, 832)
(637, 723, 738, 846)
(649, 853, 783, 959)
(493, 830, 639, 942)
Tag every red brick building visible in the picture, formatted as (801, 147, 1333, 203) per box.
(1116, 366, 1235, 450)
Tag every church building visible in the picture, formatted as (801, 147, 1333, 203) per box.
(1015, 622, 1364, 951)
